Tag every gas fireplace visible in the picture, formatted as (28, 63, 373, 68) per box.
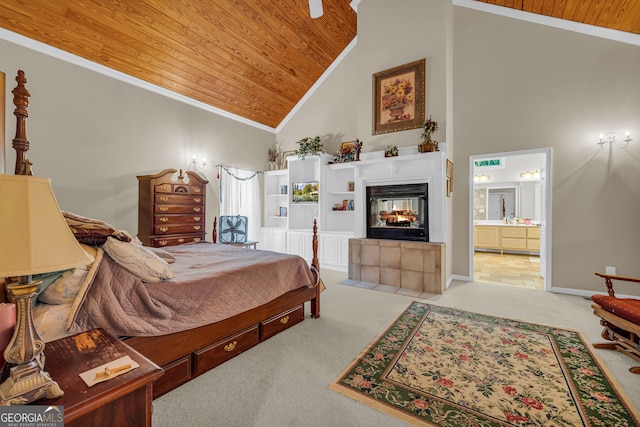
(366, 183, 428, 241)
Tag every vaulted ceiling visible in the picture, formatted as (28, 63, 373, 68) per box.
(475, 0, 640, 35)
(0, 1, 637, 129)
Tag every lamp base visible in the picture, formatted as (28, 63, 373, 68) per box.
(0, 360, 63, 406)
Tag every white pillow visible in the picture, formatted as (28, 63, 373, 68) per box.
(38, 267, 88, 304)
(102, 237, 175, 283)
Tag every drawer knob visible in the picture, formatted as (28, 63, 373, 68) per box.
(161, 184, 170, 191)
(224, 341, 237, 352)
(193, 207, 201, 212)
(194, 198, 202, 203)
(193, 226, 201, 230)
(159, 227, 168, 233)
(280, 315, 290, 324)
(159, 196, 169, 202)
(193, 216, 201, 221)
(158, 240, 168, 246)
(194, 238, 201, 242)
(159, 206, 169, 212)
(178, 238, 185, 243)
(193, 187, 201, 193)
(159, 217, 168, 222)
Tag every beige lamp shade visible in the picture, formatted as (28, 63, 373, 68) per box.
(0, 174, 92, 277)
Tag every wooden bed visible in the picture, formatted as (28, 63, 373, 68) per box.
(8, 70, 321, 398)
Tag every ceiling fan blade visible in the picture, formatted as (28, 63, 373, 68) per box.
(309, 0, 323, 18)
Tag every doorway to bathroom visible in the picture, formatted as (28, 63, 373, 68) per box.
(470, 148, 551, 291)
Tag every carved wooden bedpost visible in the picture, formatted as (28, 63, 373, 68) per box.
(12, 70, 32, 175)
(212, 217, 217, 243)
(311, 219, 320, 318)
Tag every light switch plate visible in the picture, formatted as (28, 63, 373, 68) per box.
(605, 266, 616, 275)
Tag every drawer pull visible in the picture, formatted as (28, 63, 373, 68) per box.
(159, 217, 168, 222)
(193, 197, 202, 203)
(193, 207, 201, 212)
(280, 316, 290, 324)
(224, 341, 237, 352)
(159, 196, 169, 202)
(193, 216, 201, 221)
(178, 238, 185, 243)
(193, 226, 201, 230)
(161, 184, 170, 191)
(159, 227, 169, 233)
(193, 187, 201, 193)
(159, 206, 169, 212)
(158, 240, 168, 246)
(194, 238, 201, 242)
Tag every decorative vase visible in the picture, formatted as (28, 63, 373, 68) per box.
(387, 104, 406, 120)
(418, 142, 438, 153)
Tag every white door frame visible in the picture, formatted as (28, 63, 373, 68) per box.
(468, 148, 552, 290)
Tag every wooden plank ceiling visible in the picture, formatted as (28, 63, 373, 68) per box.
(0, 1, 637, 128)
(476, 0, 640, 35)
(0, 0, 356, 129)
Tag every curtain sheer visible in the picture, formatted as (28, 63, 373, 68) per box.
(219, 166, 261, 241)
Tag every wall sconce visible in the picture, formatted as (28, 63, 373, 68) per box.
(474, 174, 490, 182)
(520, 170, 540, 180)
(191, 155, 208, 170)
(598, 131, 632, 150)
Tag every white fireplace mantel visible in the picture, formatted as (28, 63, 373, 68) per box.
(351, 151, 446, 242)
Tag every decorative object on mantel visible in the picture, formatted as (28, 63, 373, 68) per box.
(268, 142, 281, 170)
(418, 115, 439, 152)
(372, 59, 425, 135)
(296, 136, 323, 159)
(446, 159, 454, 197)
(384, 145, 399, 157)
(333, 139, 363, 163)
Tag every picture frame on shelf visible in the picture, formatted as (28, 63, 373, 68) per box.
(372, 59, 425, 135)
(292, 181, 319, 203)
(280, 150, 297, 169)
(347, 181, 354, 192)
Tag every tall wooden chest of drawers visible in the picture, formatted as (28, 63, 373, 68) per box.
(137, 168, 209, 247)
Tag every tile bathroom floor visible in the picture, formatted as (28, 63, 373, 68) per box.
(474, 251, 544, 290)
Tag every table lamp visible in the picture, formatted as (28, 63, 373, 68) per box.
(0, 174, 92, 405)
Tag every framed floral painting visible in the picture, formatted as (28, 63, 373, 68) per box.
(372, 59, 425, 135)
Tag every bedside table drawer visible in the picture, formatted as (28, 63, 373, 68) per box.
(194, 326, 259, 376)
(261, 305, 304, 340)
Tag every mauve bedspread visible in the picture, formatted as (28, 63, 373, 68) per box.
(68, 243, 317, 337)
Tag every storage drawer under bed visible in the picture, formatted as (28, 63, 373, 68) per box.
(260, 305, 304, 340)
(193, 326, 260, 376)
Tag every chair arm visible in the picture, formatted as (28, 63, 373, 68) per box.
(595, 272, 640, 297)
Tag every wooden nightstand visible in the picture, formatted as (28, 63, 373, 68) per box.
(39, 329, 164, 427)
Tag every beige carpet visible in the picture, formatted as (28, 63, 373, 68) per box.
(152, 269, 640, 426)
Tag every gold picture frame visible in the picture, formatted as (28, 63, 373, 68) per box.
(372, 59, 425, 135)
(280, 150, 297, 169)
(446, 159, 454, 197)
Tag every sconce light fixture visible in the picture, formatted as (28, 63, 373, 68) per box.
(520, 170, 540, 180)
(191, 155, 208, 170)
(474, 174, 490, 182)
(598, 131, 632, 150)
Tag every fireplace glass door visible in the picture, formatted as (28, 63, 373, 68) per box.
(366, 183, 428, 241)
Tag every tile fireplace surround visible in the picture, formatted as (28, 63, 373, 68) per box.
(349, 238, 445, 294)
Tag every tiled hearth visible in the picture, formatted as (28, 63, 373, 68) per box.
(348, 238, 445, 294)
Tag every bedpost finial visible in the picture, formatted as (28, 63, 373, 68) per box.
(12, 70, 31, 175)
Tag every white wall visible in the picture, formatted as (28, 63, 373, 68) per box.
(1, 37, 275, 237)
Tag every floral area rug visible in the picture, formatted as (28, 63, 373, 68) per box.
(330, 302, 640, 426)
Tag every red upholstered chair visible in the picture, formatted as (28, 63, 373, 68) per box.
(591, 273, 640, 374)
